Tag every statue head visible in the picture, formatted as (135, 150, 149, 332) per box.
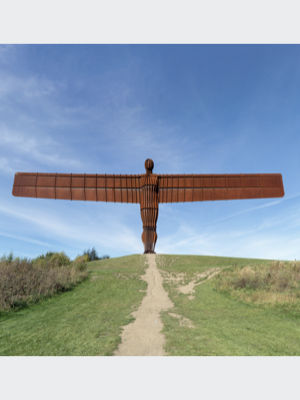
(145, 159, 154, 174)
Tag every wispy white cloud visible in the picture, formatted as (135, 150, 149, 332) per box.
(157, 221, 298, 260)
(0, 73, 57, 100)
(0, 202, 141, 255)
(0, 124, 83, 173)
(97, 103, 193, 173)
(0, 231, 51, 247)
(210, 193, 300, 228)
(0, 157, 16, 175)
(214, 198, 284, 224)
(156, 194, 300, 260)
(23, 77, 56, 98)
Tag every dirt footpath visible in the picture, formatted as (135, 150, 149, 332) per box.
(114, 254, 173, 356)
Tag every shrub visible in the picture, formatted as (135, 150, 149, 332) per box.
(49, 252, 71, 267)
(82, 248, 110, 261)
(32, 251, 71, 268)
(72, 255, 89, 271)
(0, 254, 88, 311)
(1, 252, 14, 263)
(215, 261, 300, 308)
(83, 247, 98, 261)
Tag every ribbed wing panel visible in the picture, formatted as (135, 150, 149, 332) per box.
(12, 173, 141, 203)
(158, 174, 284, 203)
(12, 172, 285, 203)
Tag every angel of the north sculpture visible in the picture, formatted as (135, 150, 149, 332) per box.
(12, 158, 284, 254)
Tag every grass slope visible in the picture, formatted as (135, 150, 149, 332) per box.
(1, 253, 300, 356)
(0, 255, 147, 356)
(157, 255, 300, 356)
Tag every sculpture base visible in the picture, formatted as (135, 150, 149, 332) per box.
(143, 251, 156, 254)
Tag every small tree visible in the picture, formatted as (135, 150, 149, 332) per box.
(7, 251, 14, 263)
(83, 247, 99, 261)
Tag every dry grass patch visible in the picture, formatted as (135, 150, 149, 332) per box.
(157, 255, 223, 298)
(168, 312, 195, 328)
(0, 253, 88, 311)
(215, 260, 300, 309)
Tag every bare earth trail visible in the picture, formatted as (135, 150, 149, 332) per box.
(114, 255, 223, 356)
(114, 254, 173, 356)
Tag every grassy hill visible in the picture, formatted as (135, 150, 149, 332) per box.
(1, 254, 300, 356)
(0, 255, 147, 356)
(157, 255, 300, 356)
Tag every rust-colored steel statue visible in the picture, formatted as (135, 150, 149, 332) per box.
(12, 159, 285, 254)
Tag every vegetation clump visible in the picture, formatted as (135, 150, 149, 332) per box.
(0, 252, 88, 311)
(82, 247, 110, 261)
(215, 260, 300, 310)
(32, 251, 71, 268)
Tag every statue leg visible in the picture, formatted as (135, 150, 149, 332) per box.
(140, 207, 158, 254)
(141, 228, 157, 254)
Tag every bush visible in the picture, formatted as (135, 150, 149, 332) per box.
(82, 248, 110, 261)
(32, 251, 71, 268)
(1, 252, 14, 263)
(0, 253, 88, 311)
(72, 255, 89, 271)
(83, 247, 98, 261)
(49, 252, 71, 267)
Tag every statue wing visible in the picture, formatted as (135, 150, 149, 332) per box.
(12, 173, 141, 203)
(158, 173, 284, 203)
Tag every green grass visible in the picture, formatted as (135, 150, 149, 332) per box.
(0, 255, 147, 356)
(157, 255, 300, 356)
(2, 253, 300, 356)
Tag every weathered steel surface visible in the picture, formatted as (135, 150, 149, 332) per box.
(12, 173, 142, 203)
(158, 173, 284, 202)
(140, 159, 159, 253)
(12, 158, 285, 254)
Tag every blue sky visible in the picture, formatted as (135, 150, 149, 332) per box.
(1, 44, 300, 260)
